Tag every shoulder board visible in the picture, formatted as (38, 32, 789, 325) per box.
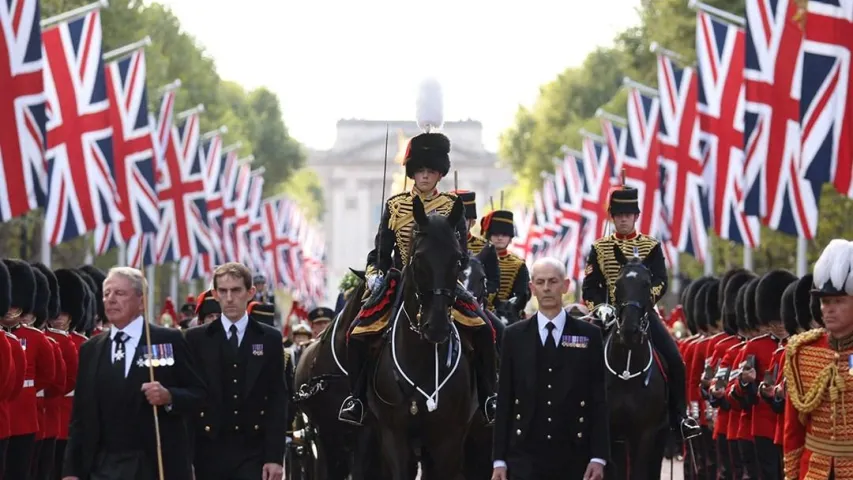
(748, 333, 772, 342)
(4, 331, 18, 340)
(726, 341, 747, 352)
(387, 192, 410, 205)
(21, 324, 41, 333)
(440, 192, 458, 200)
(47, 328, 69, 336)
(46, 336, 58, 344)
(592, 236, 612, 247)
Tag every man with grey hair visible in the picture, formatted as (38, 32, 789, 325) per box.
(492, 257, 609, 480)
(62, 267, 207, 480)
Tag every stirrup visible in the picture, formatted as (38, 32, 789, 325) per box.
(680, 416, 701, 440)
(338, 396, 364, 426)
(483, 394, 498, 425)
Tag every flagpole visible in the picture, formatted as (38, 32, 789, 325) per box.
(622, 77, 659, 98)
(687, 0, 746, 26)
(578, 129, 606, 143)
(238, 154, 255, 164)
(223, 142, 242, 154)
(560, 146, 584, 159)
(796, 237, 808, 276)
(202, 126, 228, 140)
(139, 260, 166, 480)
(743, 245, 753, 270)
(41, 0, 108, 28)
(157, 79, 182, 95)
(594, 109, 627, 126)
(102, 36, 152, 62)
(650, 42, 687, 63)
(176, 105, 205, 120)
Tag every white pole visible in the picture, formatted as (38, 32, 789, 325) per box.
(578, 129, 606, 143)
(102, 36, 151, 61)
(650, 42, 687, 62)
(743, 246, 754, 270)
(176, 105, 205, 120)
(622, 77, 659, 97)
(797, 237, 808, 276)
(687, 0, 746, 26)
(170, 263, 178, 306)
(147, 267, 156, 321)
(594, 109, 628, 126)
(118, 243, 128, 267)
(223, 142, 242, 154)
(41, 0, 108, 28)
(40, 233, 51, 268)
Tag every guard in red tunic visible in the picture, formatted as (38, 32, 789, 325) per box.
(53, 268, 90, 476)
(1, 259, 57, 479)
(763, 281, 800, 455)
(683, 277, 716, 479)
(0, 259, 17, 473)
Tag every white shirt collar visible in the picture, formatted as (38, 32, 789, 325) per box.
(221, 313, 249, 335)
(110, 316, 143, 341)
(536, 309, 567, 334)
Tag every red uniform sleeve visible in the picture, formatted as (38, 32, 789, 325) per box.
(46, 340, 66, 397)
(33, 331, 56, 392)
(783, 389, 805, 479)
(689, 339, 709, 423)
(7, 334, 26, 400)
(0, 334, 12, 401)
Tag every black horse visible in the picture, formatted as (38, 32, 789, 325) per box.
(293, 273, 386, 480)
(603, 245, 669, 480)
(368, 196, 478, 480)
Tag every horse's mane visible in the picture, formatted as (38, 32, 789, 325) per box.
(320, 277, 367, 342)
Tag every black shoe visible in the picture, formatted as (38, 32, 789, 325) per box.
(483, 394, 497, 425)
(338, 396, 364, 426)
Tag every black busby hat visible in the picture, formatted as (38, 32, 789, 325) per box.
(718, 268, 748, 313)
(704, 280, 721, 330)
(608, 186, 640, 215)
(742, 277, 761, 330)
(2, 259, 36, 315)
(54, 269, 87, 331)
(248, 302, 275, 326)
(31, 263, 59, 321)
(77, 265, 106, 322)
(683, 276, 715, 333)
(0, 261, 9, 318)
(194, 289, 221, 320)
(794, 274, 822, 329)
(694, 282, 712, 332)
(75, 270, 98, 331)
(723, 271, 755, 335)
(308, 307, 334, 324)
(781, 281, 799, 336)
(404, 133, 451, 179)
(755, 269, 797, 326)
(31, 268, 50, 328)
(451, 190, 477, 219)
(481, 210, 515, 238)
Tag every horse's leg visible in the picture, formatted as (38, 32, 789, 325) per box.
(377, 425, 410, 480)
(421, 426, 468, 480)
(606, 440, 627, 480)
(644, 427, 668, 480)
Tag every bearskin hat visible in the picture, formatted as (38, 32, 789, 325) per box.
(704, 280, 721, 330)
(781, 281, 800, 336)
(718, 268, 748, 313)
(75, 270, 98, 332)
(724, 272, 756, 334)
(31, 268, 50, 328)
(31, 263, 59, 321)
(0, 261, 10, 318)
(743, 277, 761, 330)
(684, 276, 715, 334)
(54, 269, 87, 330)
(694, 283, 711, 332)
(755, 269, 798, 326)
(2, 259, 36, 315)
(794, 274, 821, 329)
(78, 265, 106, 322)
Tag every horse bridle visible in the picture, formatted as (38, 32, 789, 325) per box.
(613, 263, 654, 339)
(406, 229, 462, 339)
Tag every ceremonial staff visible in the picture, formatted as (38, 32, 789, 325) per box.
(139, 263, 165, 480)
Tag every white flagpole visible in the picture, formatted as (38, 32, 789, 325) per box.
(102, 36, 151, 61)
(796, 237, 808, 276)
(41, 0, 108, 28)
(594, 109, 627, 126)
(687, 0, 746, 26)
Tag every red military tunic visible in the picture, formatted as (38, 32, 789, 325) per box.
(43, 336, 67, 439)
(771, 342, 787, 446)
(683, 336, 701, 420)
(695, 332, 728, 426)
(7, 324, 56, 437)
(733, 333, 782, 441)
(60, 332, 86, 440)
(44, 328, 77, 441)
(0, 332, 15, 440)
(35, 336, 59, 441)
(724, 341, 749, 441)
(710, 335, 741, 439)
(784, 329, 853, 479)
(1, 331, 26, 440)
(730, 345, 757, 442)
(689, 335, 711, 423)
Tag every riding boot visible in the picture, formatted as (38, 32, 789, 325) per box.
(339, 338, 369, 426)
(471, 326, 498, 424)
(648, 316, 700, 440)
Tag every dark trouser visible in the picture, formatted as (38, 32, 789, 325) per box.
(753, 436, 782, 480)
(700, 426, 717, 480)
(728, 439, 744, 480)
(4, 433, 35, 479)
(716, 434, 732, 480)
(91, 450, 154, 480)
(31, 437, 55, 480)
(0, 437, 6, 478)
(53, 439, 66, 480)
(194, 435, 263, 480)
(739, 439, 758, 479)
(468, 324, 497, 404)
(649, 316, 687, 426)
(346, 337, 370, 399)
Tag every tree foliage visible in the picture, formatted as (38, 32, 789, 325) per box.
(498, 0, 853, 279)
(0, 0, 309, 304)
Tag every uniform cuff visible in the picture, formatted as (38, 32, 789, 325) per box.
(591, 458, 606, 466)
(493, 460, 507, 469)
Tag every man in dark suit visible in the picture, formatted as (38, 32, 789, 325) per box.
(62, 267, 207, 480)
(492, 257, 609, 480)
(185, 262, 288, 480)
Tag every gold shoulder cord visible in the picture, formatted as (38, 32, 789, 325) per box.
(785, 329, 843, 424)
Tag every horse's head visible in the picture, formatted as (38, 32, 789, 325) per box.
(612, 244, 654, 345)
(459, 245, 493, 305)
(409, 195, 466, 344)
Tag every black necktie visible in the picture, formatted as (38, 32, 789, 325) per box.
(113, 332, 129, 379)
(229, 325, 239, 352)
(545, 322, 557, 351)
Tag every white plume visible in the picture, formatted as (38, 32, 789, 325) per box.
(416, 78, 444, 132)
(813, 239, 853, 294)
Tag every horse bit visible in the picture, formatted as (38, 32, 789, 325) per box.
(599, 301, 655, 381)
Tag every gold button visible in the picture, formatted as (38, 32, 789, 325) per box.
(200, 412, 205, 418)
(233, 379, 237, 383)
(204, 426, 211, 432)
(260, 410, 265, 415)
(547, 434, 551, 439)
(233, 363, 238, 368)
(516, 429, 521, 435)
(577, 432, 583, 438)
(547, 418, 552, 422)
(516, 414, 521, 420)
(548, 368, 553, 372)
(235, 426, 239, 431)
(547, 384, 552, 389)
(255, 425, 260, 430)
(579, 417, 584, 423)
(234, 394, 238, 399)
(835, 353, 841, 359)
(234, 410, 238, 415)
(547, 401, 551, 405)
(515, 399, 519, 405)
(580, 401, 585, 407)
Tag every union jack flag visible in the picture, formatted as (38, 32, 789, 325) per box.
(262, 197, 295, 289)
(42, 10, 121, 245)
(94, 50, 157, 255)
(509, 206, 540, 261)
(222, 162, 250, 262)
(203, 137, 226, 265)
(580, 136, 618, 240)
(744, 0, 821, 238)
(151, 88, 177, 181)
(247, 172, 266, 272)
(179, 254, 212, 282)
(155, 114, 210, 263)
(233, 168, 261, 267)
(696, 11, 761, 247)
(800, 0, 851, 197)
(656, 54, 709, 260)
(0, 0, 46, 221)
(552, 154, 585, 279)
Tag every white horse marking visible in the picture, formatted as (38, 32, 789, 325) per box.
(627, 271, 638, 278)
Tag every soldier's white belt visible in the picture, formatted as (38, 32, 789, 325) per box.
(65, 390, 74, 397)
(36, 390, 44, 398)
(23, 379, 34, 388)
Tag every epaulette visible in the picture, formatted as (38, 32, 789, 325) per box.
(3, 331, 18, 341)
(785, 328, 825, 356)
(440, 191, 458, 200)
(387, 191, 409, 202)
(46, 336, 58, 344)
(47, 327, 69, 336)
(748, 332, 772, 342)
(726, 340, 747, 352)
(283, 348, 291, 365)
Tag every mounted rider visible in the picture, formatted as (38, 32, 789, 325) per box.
(581, 185, 699, 440)
(451, 189, 500, 303)
(480, 209, 530, 321)
(339, 89, 498, 426)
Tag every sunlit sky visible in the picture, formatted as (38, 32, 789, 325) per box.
(158, 0, 641, 151)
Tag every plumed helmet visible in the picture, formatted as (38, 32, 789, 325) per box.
(54, 269, 87, 329)
(78, 265, 106, 322)
(812, 239, 853, 296)
(704, 280, 721, 330)
(2, 259, 36, 315)
(30, 268, 51, 328)
(723, 272, 756, 335)
(781, 281, 800, 336)
(755, 269, 798, 326)
(194, 289, 221, 320)
(0, 261, 10, 318)
(31, 263, 60, 321)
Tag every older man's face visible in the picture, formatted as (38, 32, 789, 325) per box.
(103, 274, 144, 327)
(529, 263, 570, 310)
